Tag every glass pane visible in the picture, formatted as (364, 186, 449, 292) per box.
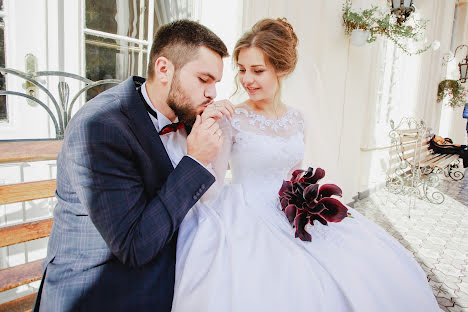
(86, 0, 149, 40)
(0, 17, 6, 121)
(85, 34, 147, 100)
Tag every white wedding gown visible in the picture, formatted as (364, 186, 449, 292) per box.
(171, 106, 440, 312)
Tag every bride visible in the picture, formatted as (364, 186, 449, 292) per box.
(171, 18, 440, 311)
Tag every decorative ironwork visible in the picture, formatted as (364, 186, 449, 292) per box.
(0, 68, 120, 139)
(446, 160, 465, 180)
(386, 117, 445, 215)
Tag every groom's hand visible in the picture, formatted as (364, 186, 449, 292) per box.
(187, 115, 223, 166)
(201, 100, 235, 122)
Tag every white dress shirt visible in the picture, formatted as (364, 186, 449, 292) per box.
(140, 82, 207, 170)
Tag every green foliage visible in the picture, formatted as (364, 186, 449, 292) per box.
(342, 0, 432, 55)
(342, 1, 378, 32)
(437, 79, 468, 108)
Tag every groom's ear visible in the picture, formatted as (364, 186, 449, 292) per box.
(154, 56, 174, 84)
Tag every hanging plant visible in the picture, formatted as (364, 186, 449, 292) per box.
(374, 13, 431, 55)
(342, 0, 432, 55)
(342, 1, 379, 44)
(437, 79, 468, 108)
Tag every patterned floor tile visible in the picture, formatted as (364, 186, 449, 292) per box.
(353, 168, 468, 311)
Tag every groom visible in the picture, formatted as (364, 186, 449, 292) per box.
(34, 20, 229, 311)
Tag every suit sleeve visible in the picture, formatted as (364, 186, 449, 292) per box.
(64, 117, 215, 268)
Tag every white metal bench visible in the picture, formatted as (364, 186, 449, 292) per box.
(386, 118, 464, 205)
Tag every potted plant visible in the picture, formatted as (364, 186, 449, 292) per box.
(342, 0, 378, 46)
(437, 79, 468, 108)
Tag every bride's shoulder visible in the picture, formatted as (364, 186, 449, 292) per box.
(284, 106, 304, 121)
(284, 106, 305, 132)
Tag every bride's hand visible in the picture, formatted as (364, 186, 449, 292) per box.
(201, 100, 235, 122)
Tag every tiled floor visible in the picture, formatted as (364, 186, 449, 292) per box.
(353, 168, 468, 312)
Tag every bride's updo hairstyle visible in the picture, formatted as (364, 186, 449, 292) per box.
(233, 18, 298, 99)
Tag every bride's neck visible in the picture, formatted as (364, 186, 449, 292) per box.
(246, 99, 286, 119)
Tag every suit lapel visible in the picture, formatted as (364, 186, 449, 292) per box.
(119, 76, 174, 183)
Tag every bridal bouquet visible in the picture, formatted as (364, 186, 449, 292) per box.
(278, 167, 351, 242)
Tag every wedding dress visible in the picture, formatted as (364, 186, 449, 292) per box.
(171, 105, 440, 312)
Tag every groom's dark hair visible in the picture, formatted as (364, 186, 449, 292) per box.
(147, 19, 228, 80)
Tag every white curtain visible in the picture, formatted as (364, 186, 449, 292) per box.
(438, 1, 468, 143)
(155, 0, 194, 26)
(115, 0, 132, 79)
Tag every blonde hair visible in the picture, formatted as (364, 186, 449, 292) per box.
(232, 18, 298, 108)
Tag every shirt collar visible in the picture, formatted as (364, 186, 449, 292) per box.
(140, 82, 174, 130)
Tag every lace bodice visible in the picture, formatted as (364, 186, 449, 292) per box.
(229, 105, 305, 210)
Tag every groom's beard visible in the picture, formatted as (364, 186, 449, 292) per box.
(167, 73, 210, 133)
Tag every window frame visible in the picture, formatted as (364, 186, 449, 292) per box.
(81, 0, 155, 82)
(80, 0, 200, 84)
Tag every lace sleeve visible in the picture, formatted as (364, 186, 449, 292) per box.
(199, 117, 232, 204)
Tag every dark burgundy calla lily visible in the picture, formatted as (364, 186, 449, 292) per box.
(317, 197, 348, 222)
(291, 169, 305, 182)
(280, 198, 289, 210)
(307, 202, 326, 214)
(285, 204, 297, 223)
(278, 167, 350, 242)
(299, 167, 313, 181)
(278, 180, 292, 197)
(293, 182, 308, 195)
(303, 184, 319, 202)
(300, 167, 326, 184)
(293, 212, 312, 242)
(309, 213, 328, 226)
(318, 184, 343, 199)
(286, 192, 303, 211)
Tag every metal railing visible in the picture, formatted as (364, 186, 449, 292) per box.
(0, 68, 120, 139)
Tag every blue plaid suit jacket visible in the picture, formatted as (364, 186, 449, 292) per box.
(34, 76, 215, 312)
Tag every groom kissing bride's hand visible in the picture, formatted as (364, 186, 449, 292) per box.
(187, 115, 223, 167)
(188, 100, 235, 166)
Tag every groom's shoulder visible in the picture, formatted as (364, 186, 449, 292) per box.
(69, 77, 140, 127)
(71, 92, 121, 129)
(82, 78, 131, 114)
(64, 83, 136, 140)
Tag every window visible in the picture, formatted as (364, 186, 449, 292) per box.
(0, 0, 6, 121)
(84, 0, 195, 100)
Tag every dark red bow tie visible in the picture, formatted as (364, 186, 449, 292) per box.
(159, 122, 184, 135)
(136, 86, 184, 135)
